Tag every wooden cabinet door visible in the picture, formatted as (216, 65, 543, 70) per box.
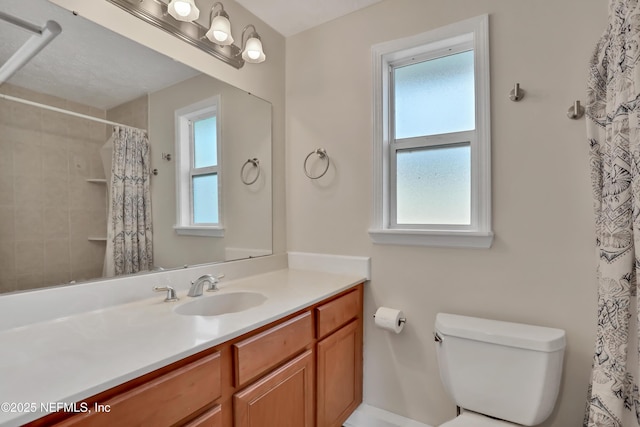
(316, 320, 362, 427)
(182, 405, 222, 427)
(234, 350, 314, 427)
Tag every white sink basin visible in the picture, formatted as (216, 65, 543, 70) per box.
(174, 291, 267, 316)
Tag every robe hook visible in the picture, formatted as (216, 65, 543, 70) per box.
(509, 83, 525, 102)
(567, 100, 585, 120)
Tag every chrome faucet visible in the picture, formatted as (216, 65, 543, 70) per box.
(187, 274, 225, 297)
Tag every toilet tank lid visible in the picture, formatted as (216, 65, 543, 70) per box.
(435, 313, 566, 352)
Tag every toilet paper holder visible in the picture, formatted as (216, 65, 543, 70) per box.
(373, 312, 407, 325)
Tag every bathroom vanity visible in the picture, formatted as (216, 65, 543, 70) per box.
(0, 266, 364, 427)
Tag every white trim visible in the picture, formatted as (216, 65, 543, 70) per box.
(174, 95, 223, 231)
(287, 252, 371, 280)
(173, 225, 225, 237)
(371, 14, 492, 249)
(369, 228, 493, 249)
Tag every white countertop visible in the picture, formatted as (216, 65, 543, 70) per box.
(0, 268, 365, 427)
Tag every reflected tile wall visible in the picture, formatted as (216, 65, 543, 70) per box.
(0, 84, 108, 293)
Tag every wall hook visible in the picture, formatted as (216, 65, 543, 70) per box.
(509, 83, 525, 102)
(567, 100, 585, 120)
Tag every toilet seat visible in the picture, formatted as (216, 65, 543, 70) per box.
(439, 412, 518, 427)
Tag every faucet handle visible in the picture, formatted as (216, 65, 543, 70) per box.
(206, 274, 225, 292)
(153, 285, 179, 302)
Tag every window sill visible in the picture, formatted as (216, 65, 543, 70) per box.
(173, 225, 225, 237)
(368, 228, 493, 249)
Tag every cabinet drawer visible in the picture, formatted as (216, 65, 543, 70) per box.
(234, 312, 313, 387)
(316, 288, 361, 339)
(58, 351, 221, 427)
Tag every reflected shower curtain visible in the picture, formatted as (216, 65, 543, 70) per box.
(585, 1, 640, 425)
(104, 126, 153, 277)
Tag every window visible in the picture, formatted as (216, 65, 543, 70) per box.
(174, 96, 224, 237)
(369, 15, 493, 248)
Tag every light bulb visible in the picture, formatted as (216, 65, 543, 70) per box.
(174, 1, 191, 16)
(168, 0, 199, 22)
(213, 30, 228, 42)
(247, 49, 260, 60)
(206, 14, 234, 45)
(242, 36, 265, 63)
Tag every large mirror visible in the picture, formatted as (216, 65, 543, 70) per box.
(0, 0, 272, 294)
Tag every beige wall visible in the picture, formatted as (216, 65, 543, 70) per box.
(286, 1, 606, 426)
(106, 95, 148, 134)
(0, 84, 107, 292)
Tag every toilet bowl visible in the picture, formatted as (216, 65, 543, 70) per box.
(434, 313, 566, 426)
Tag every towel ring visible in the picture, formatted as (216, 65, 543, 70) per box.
(303, 148, 330, 179)
(241, 158, 260, 185)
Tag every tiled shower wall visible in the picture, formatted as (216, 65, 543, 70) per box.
(106, 95, 148, 136)
(0, 84, 107, 293)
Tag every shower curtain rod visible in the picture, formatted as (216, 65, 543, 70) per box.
(0, 93, 147, 133)
(0, 13, 62, 85)
(0, 11, 42, 34)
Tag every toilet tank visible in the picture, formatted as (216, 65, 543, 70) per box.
(434, 313, 566, 426)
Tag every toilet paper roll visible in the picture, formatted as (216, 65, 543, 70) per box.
(374, 307, 405, 334)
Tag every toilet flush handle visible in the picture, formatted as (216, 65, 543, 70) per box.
(434, 332, 443, 343)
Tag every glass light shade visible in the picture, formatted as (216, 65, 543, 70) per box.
(167, 0, 200, 22)
(242, 37, 266, 63)
(206, 15, 234, 45)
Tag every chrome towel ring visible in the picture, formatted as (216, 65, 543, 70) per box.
(241, 158, 260, 185)
(303, 148, 330, 179)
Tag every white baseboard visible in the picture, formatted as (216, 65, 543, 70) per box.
(287, 252, 371, 280)
(344, 404, 433, 427)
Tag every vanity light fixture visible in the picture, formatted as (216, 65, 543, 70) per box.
(241, 25, 266, 63)
(205, 2, 233, 45)
(167, 0, 199, 22)
(105, 0, 266, 69)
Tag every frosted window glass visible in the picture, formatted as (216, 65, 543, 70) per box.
(394, 50, 475, 139)
(192, 174, 218, 224)
(396, 144, 470, 225)
(193, 116, 217, 168)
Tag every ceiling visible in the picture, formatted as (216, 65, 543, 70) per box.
(0, 0, 200, 110)
(235, 0, 383, 37)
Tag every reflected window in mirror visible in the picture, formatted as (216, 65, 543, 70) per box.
(174, 95, 224, 237)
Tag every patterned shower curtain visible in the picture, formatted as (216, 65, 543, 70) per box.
(585, 1, 640, 425)
(104, 126, 153, 277)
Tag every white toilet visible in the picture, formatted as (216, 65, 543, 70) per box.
(434, 313, 566, 427)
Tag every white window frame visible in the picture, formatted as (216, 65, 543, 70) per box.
(369, 14, 493, 249)
(173, 95, 224, 237)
